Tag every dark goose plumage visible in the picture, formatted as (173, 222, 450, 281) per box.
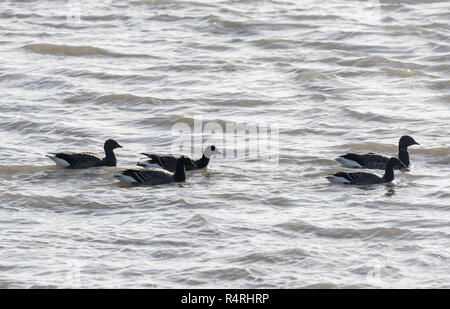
(326, 157, 406, 185)
(336, 135, 419, 170)
(137, 145, 221, 172)
(114, 156, 187, 185)
(47, 139, 122, 169)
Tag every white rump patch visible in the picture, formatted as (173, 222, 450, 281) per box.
(47, 155, 70, 167)
(114, 174, 137, 184)
(335, 157, 362, 168)
(326, 175, 350, 184)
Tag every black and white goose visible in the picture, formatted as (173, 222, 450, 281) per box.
(326, 157, 405, 185)
(114, 156, 187, 185)
(47, 139, 122, 169)
(137, 145, 221, 172)
(336, 135, 419, 170)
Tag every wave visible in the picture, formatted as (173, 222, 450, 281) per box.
(82, 14, 131, 22)
(0, 119, 53, 137)
(430, 80, 450, 90)
(203, 15, 316, 34)
(134, 115, 230, 129)
(337, 55, 417, 69)
(415, 147, 450, 156)
(416, 147, 450, 164)
(198, 267, 253, 281)
(214, 99, 276, 107)
(132, 0, 217, 8)
(23, 44, 151, 58)
(382, 68, 423, 78)
(60, 91, 169, 106)
(230, 248, 309, 264)
(436, 94, 450, 104)
(1, 192, 110, 210)
(285, 14, 340, 21)
(0, 165, 55, 175)
(342, 108, 399, 122)
(95, 93, 168, 105)
(51, 69, 150, 81)
(295, 71, 335, 81)
(338, 141, 401, 153)
(150, 64, 209, 72)
(277, 220, 413, 240)
(249, 39, 298, 49)
(0, 13, 43, 19)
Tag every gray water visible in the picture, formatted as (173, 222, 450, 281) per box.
(0, 0, 449, 288)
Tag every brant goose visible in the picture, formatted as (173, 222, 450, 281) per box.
(326, 157, 405, 185)
(47, 139, 122, 169)
(137, 145, 221, 172)
(336, 135, 419, 169)
(114, 156, 187, 185)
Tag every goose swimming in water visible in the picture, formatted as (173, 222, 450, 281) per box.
(47, 139, 122, 169)
(137, 145, 221, 172)
(114, 156, 187, 185)
(335, 135, 419, 170)
(326, 157, 406, 185)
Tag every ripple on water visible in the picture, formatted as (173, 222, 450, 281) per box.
(277, 220, 413, 240)
(23, 44, 152, 58)
(230, 248, 310, 265)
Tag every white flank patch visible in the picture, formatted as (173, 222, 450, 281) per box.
(326, 175, 350, 184)
(47, 155, 70, 167)
(114, 174, 137, 184)
(335, 157, 362, 168)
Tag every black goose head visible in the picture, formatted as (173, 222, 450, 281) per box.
(104, 139, 123, 151)
(399, 136, 419, 149)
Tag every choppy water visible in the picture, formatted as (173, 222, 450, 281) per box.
(0, 0, 449, 288)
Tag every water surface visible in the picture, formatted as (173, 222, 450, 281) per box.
(0, 0, 449, 288)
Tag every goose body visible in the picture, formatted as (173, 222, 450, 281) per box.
(47, 139, 122, 169)
(326, 157, 405, 185)
(336, 153, 390, 169)
(137, 145, 221, 172)
(114, 156, 186, 185)
(336, 136, 419, 170)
